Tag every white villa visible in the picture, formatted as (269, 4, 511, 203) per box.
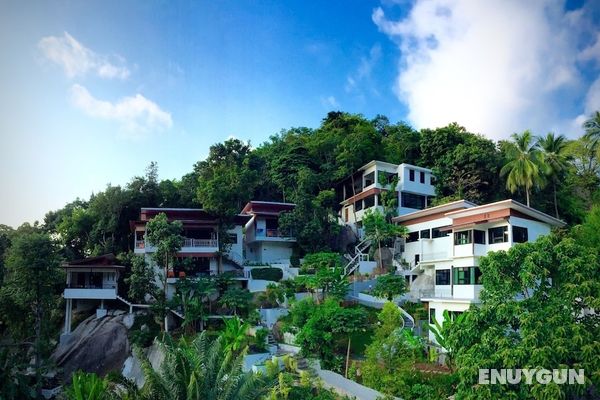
(61, 254, 124, 337)
(338, 160, 436, 234)
(392, 199, 565, 341)
(242, 201, 296, 264)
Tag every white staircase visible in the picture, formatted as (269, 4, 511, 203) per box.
(344, 239, 371, 276)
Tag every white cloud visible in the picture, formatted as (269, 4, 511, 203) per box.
(321, 95, 340, 109)
(38, 32, 130, 79)
(70, 84, 172, 134)
(373, 0, 599, 139)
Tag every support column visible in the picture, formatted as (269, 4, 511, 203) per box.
(64, 299, 72, 334)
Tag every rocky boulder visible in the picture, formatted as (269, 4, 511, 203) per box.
(52, 310, 134, 381)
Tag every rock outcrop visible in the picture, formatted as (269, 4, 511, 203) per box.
(52, 310, 134, 381)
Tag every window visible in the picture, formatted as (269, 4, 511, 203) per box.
(512, 226, 528, 243)
(364, 195, 375, 208)
(454, 230, 472, 245)
(378, 171, 396, 185)
(406, 231, 419, 243)
(489, 226, 508, 244)
(474, 229, 486, 244)
(409, 169, 415, 181)
(228, 233, 238, 244)
(436, 269, 450, 285)
(355, 200, 363, 211)
(420, 171, 425, 183)
(449, 311, 464, 321)
(432, 227, 450, 238)
(454, 267, 471, 284)
(364, 172, 375, 187)
(401, 192, 426, 210)
(429, 308, 436, 324)
(420, 229, 431, 239)
(453, 267, 482, 285)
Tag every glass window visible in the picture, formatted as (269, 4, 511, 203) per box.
(364, 195, 375, 208)
(450, 311, 464, 321)
(406, 231, 419, 243)
(420, 229, 431, 239)
(401, 192, 426, 210)
(228, 233, 238, 244)
(355, 200, 363, 211)
(512, 226, 528, 243)
(489, 226, 508, 244)
(432, 227, 450, 238)
(420, 171, 425, 183)
(409, 169, 415, 181)
(474, 229, 486, 244)
(429, 308, 436, 324)
(454, 230, 472, 245)
(436, 269, 450, 285)
(364, 172, 375, 187)
(453, 267, 482, 285)
(454, 267, 471, 284)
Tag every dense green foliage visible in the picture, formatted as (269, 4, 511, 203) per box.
(371, 273, 407, 301)
(448, 228, 600, 399)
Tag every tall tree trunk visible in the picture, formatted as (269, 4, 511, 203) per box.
(34, 293, 42, 397)
(378, 239, 383, 272)
(526, 189, 530, 207)
(553, 181, 559, 218)
(345, 336, 352, 378)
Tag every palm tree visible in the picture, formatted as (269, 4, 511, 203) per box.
(500, 130, 545, 206)
(583, 111, 600, 142)
(537, 133, 571, 218)
(138, 332, 274, 400)
(221, 316, 250, 355)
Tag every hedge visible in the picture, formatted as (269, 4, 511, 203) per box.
(251, 267, 283, 282)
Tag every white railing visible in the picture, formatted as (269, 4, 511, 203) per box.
(183, 238, 218, 248)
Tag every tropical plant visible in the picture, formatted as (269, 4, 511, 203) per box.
(64, 371, 109, 400)
(583, 110, 600, 142)
(447, 232, 600, 399)
(371, 273, 407, 301)
(218, 287, 253, 315)
(221, 316, 250, 355)
(429, 310, 465, 370)
(537, 132, 571, 218)
(171, 276, 216, 333)
(0, 347, 35, 399)
(500, 130, 545, 206)
(362, 209, 408, 271)
(138, 332, 275, 400)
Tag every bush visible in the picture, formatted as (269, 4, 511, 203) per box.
(300, 252, 342, 274)
(254, 328, 269, 352)
(251, 267, 283, 281)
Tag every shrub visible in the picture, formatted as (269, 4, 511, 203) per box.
(251, 267, 283, 281)
(300, 252, 343, 274)
(254, 328, 269, 352)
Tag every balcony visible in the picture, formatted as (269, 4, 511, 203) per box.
(253, 229, 296, 242)
(64, 284, 117, 299)
(136, 237, 219, 253)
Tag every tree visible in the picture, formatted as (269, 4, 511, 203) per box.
(447, 233, 600, 399)
(124, 252, 158, 303)
(218, 287, 253, 316)
(362, 209, 408, 271)
(171, 276, 216, 333)
(221, 316, 250, 356)
(295, 299, 367, 371)
(138, 332, 275, 400)
(583, 110, 600, 142)
(372, 273, 407, 301)
(145, 213, 184, 332)
(1, 232, 62, 396)
(429, 310, 465, 370)
(500, 130, 545, 206)
(537, 133, 571, 218)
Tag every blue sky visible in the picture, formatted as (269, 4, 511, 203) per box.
(1, 0, 599, 227)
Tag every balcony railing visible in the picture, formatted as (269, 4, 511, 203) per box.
(421, 251, 452, 261)
(67, 283, 117, 289)
(183, 238, 218, 248)
(256, 229, 293, 238)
